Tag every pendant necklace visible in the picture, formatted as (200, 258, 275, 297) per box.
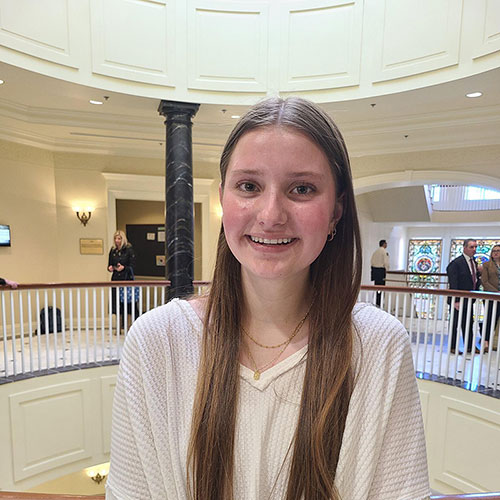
(242, 304, 312, 380)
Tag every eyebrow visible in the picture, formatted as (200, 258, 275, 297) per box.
(228, 168, 327, 179)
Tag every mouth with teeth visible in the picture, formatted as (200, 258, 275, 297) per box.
(248, 235, 295, 245)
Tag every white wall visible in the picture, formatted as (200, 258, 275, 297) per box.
(1, 368, 498, 495)
(418, 379, 500, 494)
(0, 0, 498, 105)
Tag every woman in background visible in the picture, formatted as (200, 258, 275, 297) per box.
(107, 97, 429, 500)
(107, 230, 137, 319)
(482, 244, 500, 351)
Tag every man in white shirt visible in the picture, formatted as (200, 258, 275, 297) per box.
(370, 239, 390, 307)
(446, 239, 481, 353)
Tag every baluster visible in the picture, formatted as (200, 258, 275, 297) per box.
(60, 289, 66, 368)
(123, 286, 128, 336)
(429, 295, 439, 377)
(10, 292, 17, 376)
(101, 288, 105, 362)
(459, 298, 472, 384)
(1, 291, 8, 377)
(85, 288, 90, 364)
(27, 290, 33, 373)
(108, 286, 113, 361)
(44, 290, 49, 371)
(52, 289, 58, 369)
(77, 288, 82, 365)
(18, 291, 25, 374)
(116, 284, 121, 358)
(69, 289, 74, 367)
(36, 291, 41, 372)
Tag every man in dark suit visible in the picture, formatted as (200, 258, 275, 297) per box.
(446, 239, 481, 353)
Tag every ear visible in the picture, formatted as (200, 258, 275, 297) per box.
(329, 196, 344, 232)
(219, 183, 223, 205)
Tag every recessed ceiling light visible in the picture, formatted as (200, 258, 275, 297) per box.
(89, 99, 103, 105)
(0, 80, 4, 85)
(466, 91, 482, 98)
(231, 115, 240, 119)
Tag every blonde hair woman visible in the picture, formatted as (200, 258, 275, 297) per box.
(107, 229, 136, 316)
(106, 98, 429, 500)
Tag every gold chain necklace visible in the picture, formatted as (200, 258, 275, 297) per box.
(245, 339, 293, 381)
(242, 305, 312, 380)
(241, 303, 312, 349)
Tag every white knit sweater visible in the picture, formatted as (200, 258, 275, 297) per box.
(106, 300, 430, 500)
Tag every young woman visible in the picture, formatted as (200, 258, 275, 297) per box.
(481, 244, 500, 350)
(106, 98, 430, 500)
(107, 230, 137, 317)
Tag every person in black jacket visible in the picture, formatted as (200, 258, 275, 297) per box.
(108, 230, 138, 319)
(446, 239, 482, 354)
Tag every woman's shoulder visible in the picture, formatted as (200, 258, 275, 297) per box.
(125, 298, 203, 349)
(351, 303, 413, 379)
(352, 303, 409, 350)
(483, 260, 495, 270)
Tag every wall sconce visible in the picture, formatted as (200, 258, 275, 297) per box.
(87, 470, 107, 484)
(86, 463, 109, 485)
(73, 206, 94, 226)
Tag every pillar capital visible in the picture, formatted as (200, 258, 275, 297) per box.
(158, 100, 200, 119)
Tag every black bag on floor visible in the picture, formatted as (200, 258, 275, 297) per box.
(37, 306, 62, 334)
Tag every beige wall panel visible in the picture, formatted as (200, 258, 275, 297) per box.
(9, 379, 93, 481)
(372, 0, 462, 82)
(0, 147, 59, 284)
(54, 168, 109, 283)
(90, 0, 174, 85)
(100, 374, 116, 454)
(279, 0, 362, 91)
(471, 0, 500, 59)
(187, 0, 269, 91)
(437, 395, 500, 492)
(0, 0, 79, 68)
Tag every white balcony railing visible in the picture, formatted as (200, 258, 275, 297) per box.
(1, 282, 499, 393)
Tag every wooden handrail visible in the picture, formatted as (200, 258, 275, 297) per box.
(0, 280, 211, 290)
(1, 281, 499, 301)
(362, 284, 500, 301)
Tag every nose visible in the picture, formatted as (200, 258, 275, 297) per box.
(257, 190, 288, 227)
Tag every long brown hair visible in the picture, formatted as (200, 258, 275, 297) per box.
(188, 97, 362, 499)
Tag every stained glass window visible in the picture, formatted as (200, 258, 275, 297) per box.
(407, 239, 442, 276)
(450, 239, 500, 264)
(407, 239, 443, 319)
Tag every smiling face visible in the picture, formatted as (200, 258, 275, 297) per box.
(114, 234, 123, 249)
(220, 127, 341, 284)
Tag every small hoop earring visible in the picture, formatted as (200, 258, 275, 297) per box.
(327, 228, 337, 242)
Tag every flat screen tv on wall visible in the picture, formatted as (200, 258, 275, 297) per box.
(0, 224, 11, 247)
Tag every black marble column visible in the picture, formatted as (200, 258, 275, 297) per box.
(158, 100, 200, 299)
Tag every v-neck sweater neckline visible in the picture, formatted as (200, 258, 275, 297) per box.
(177, 298, 309, 391)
